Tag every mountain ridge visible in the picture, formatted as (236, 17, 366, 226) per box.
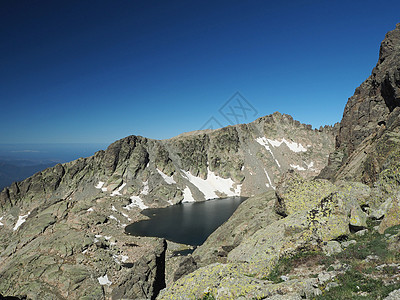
(1, 23, 400, 300)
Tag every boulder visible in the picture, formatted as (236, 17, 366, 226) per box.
(378, 197, 400, 234)
(275, 171, 336, 216)
(349, 205, 368, 230)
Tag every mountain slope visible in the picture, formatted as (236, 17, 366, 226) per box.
(0, 112, 335, 299)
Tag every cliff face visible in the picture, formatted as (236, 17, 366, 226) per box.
(321, 23, 400, 181)
(0, 112, 335, 299)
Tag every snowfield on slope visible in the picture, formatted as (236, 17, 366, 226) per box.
(181, 168, 242, 200)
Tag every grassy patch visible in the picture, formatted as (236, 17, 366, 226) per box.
(317, 225, 400, 299)
(265, 251, 327, 283)
(317, 269, 400, 299)
(199, 292, 216, 300)
(335, 231, 390, 262)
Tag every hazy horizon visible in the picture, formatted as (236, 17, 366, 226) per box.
(1, 1, 400, 145)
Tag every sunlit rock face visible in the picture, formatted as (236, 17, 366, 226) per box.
(320, 23, 400, 182)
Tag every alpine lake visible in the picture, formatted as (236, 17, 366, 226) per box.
(125, 197, 246, 247)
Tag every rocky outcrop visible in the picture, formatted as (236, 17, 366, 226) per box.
(320, 23, 400, 181)
(159, 174, 381, 299)
(0, 185, 167, 299)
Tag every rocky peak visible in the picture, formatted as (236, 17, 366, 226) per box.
(378, 23, 400, 65)
(321, 24, 400, 181)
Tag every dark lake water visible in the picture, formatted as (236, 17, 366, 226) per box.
(125, 197, 246, 246)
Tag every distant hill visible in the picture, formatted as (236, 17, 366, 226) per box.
(0, 160, 57, 190)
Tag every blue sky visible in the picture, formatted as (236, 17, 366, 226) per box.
(1, 0, 399, 144)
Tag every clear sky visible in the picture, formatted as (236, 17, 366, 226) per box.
(1, 0, 399, 144)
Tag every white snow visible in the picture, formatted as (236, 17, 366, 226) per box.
(111, 182, 126, 196)
(124, 195, 148, 210)
(290, 164, 306, 171)
(263, 169, 275, 190)
(95, 181, 105, 189)
(181, 168, 241, 200)
(255, 137, 281, 168)
(0, 216, 3, 226)
(157, 169, 176, 184)
(113, 254, 129, 264)
(87, 207, 94, 212)
(111, 205, 118, 212)
(112, 254, 120, 264)
(104, 236, 112, 240)
(96, 181, 108, 192)
(98, 274, 112, 286)
(82, 249, 88, 254)
(266, 138, 307, 153)
(121, 212, 132, 221)
(182, 187, 195, 203)
(108, 215, 118, 222)
(140, 181, 149, 195)
(13, 212, 30, 231)
(306, 161, 316, 171)
(234, 183, 242, 195)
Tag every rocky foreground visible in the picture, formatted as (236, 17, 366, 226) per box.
(159, 23, 400, 299)
(1, 24, 400, 300)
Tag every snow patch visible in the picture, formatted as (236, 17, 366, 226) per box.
(234, 183, 242, 195)
(96, 181, 108, 192)
(95, 181, 105, 189)
(111, 182, 126, 196)
(113, 254, 129, 264)
(306, 161, 316, 171)
(87, 207, 94, 212)
(266, 138, 307, 153)
(108, 215, 119, 222)
(157, 169, 176, 184)
(121, 212, 132, 221)
(182, 187, 195, 203)
(181, 168, 241, 200)
(111, 205, 117, 212)
(290, 164, 306, 171)
(13, 212, 30, 231)
(255, 137, 281, 168)
(124, 195, 148, 210)
(98, 274, 112, 286)
(0, 216, 3, 226)
(263, 169, 275, 190)
(141, 181, 149, 195)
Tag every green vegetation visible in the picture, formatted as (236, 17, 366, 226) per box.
(265, 251, 329, 283)
(316, 269, 400, 300)
(317, 225, 400, 299)
(264, 225, 400, 298)
(199, 292, 216, 300)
